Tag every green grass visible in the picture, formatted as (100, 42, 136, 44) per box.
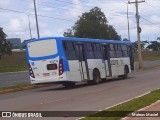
(0, 65, 27, 73)
(0, 83, 32, 93)
(135, 57, 160, 62)
(83, 89, 160, 120)
(0, 83, 48, 94)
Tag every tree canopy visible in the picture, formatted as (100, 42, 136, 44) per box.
(132, 40, 149, 51)
(147, 41, 160, 51)
(0, 27, 12, 58)
(64, 7, 121, 40)
(145, 37, 160, 51)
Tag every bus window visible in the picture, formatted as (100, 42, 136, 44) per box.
(109, 44, 114, 51)
(109, 44, 117, 58)
(63, 41, 77, 60)
(86, 43, 94, 59)
(116, 44, 123, 58)
(127, 45, 131, 56)
(28, 39, 57, 57)
(93, 43, 102, 59)
(121, 45, 128, 57)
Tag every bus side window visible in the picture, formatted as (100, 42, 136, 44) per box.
(127, 45, 131, 56)
(116, 44, 123, 57)
(86, 43, 94, 59)
(121, 45, 128, 57)
(109, 44, 117, 58)
(63, 41, 77, 60)
(93, 43, 102, 59)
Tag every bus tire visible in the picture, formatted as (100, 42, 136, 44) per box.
(92, 69, 101, 84)
(101, 78, 107, 82)
(62, 82, 75, 88)
(122, 66, 129, 79)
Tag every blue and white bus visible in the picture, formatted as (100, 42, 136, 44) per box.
(25, 37, 134, 87)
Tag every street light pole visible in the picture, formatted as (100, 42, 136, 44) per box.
(27, 15, 32, 39)
(135, 0, 143, 69)
(127, 3, 130, 41)
(33, 0, 40, 38)
(128, 0, 145, 69)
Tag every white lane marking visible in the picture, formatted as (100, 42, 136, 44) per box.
(104, 91, 151, 110)
(76, 90, 155, 120)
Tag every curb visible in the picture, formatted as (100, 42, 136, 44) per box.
(0, 84, 56, 94)
(122, 100, 160, 120)
(77, 88, 160, 120)
(0, 71, 28, 75)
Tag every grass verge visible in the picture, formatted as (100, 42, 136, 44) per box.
(0, 65, 27, 73)
(82, 89, 160, 120)
(0, 83, 46, 94)
(135, 57, 160, 62)
(136, 65, 160, 71)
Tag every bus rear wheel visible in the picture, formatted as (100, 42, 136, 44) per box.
(92, 69, 101, 84)
(62, 82, 75, 88)
(122, 67, 129, 79)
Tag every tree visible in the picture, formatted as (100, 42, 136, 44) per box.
(107, 25, 121, 40)
(64, 7, 121, 40)
(123, 38, 129, 41)
(63, 29, 74, 37)
(147, 41, 160, 51)
(157, 37, 160, 41)
(0, 27, 12, 58)
(132, 40, 148, 51)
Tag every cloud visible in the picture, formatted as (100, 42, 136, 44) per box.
(150, 15, 160, 24)
(1, 0, 160, 42)
(42, 7, 53, 11)
(64, 0, 84, 19)
(0, 0, 9, 6)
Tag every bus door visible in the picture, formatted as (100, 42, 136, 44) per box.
(75, 44, 88, 80)
(102, 45, 112, 77)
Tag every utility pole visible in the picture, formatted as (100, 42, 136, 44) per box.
(127, 3, 130, 41)
(128, 0, 145, 69)
(27, 15, 32, 39)
(33, 0, 40, 38)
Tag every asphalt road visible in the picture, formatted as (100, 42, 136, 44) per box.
(0, 72, 30, 87)
(0, 68, 160, 120)
(0, 60, 160, 88)
(135, 60, 160, 69)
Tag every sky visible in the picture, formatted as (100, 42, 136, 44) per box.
(0, 0, 160, 42)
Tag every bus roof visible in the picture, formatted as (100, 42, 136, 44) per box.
(25, 37, 132, 45)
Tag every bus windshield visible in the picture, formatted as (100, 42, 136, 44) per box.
(27, 39, 57, 58)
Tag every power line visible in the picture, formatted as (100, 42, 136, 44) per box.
(22, 0, 130, 20)
(140, 16, 160, 28)
(145, 2, 160, 9)
(22, 0, 71, 11)
(44, 0, 121, 11)
(0, 7, 75, 22)
(141, 16, 157, 25)
(55, 0, 123, 5)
